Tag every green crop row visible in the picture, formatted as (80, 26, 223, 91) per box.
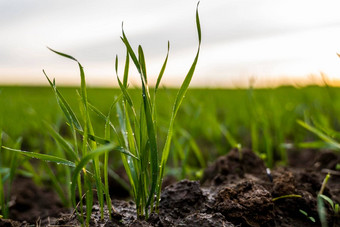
(1, 85, 340, 167)
(1, 3, 202, 226)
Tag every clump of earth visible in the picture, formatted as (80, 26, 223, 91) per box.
(1, 148, 339, 226)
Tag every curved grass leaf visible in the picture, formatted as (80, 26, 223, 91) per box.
(180, 129, 205, 168)
(117, 76, 134, 108)
(116, 69, 139, 127)
(43, 121, 78, 161)
(8, 137, 22, 188)
(47, 47, 88, 112)
(75, 128, 111, 145)
(136, 45, 159, 212)
(299, 209, 316, 223)
(122, 103, 139, 158)
(172, 1, 201, 117)
(317, 195, 328, 227)
(43, 162, 69, 206)
(155, 41, 170, 92)
(297, 141, 333, 149)
(297, 120, 340, 151)
(88, 99, 122, 138)
(319, 194, 334, 210)
(138, 46, 148, 83)
(43, 71, 82, 131)
(104, 108, 113, 217)
(51, 46, 105, 218)
(123, 48, 130, 88)
(85, 174, 93, 225)
(121, 24, 140, 74)
(47, 47, 78, 61)
(158, 3, 202, 203)
(152, 41, 170, 119)
(272, 194, 302, 202)
(70, 143, 116, 206)
(0, 132, 6, 218)
(220, 125, 240, 149)
(2, 146, 75, 167)
(116, 103, 138, 199)
(88, 134, 110, 145)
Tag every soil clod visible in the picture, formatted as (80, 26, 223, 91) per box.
(214, 181, 274, 227)
(2, 149, 340, 226)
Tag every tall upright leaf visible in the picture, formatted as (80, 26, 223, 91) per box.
(157, 2, 201, 206)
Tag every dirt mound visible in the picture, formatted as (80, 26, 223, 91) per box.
(201, 148, 268, 186)
(6, 177, 68, 226)
(2, 148, 340, 226)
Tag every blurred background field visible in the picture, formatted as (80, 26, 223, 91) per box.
(1, 85, 338, 175)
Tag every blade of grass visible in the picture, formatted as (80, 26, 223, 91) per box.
(47, 47, 88, 108)
(319, 194, 334, 210)
(137, 45, 159, 214)
(152, 41, 170, 120)
(70, 143, 118, 207)
(138, 45, 148, 83)
(6, 137, 22, 211)
(298, 120, 340, 151)
(121, 24, 140, 74)
(107, 167, 130, 193)
(317, 195, 328, 227)
(0, 131, 7, 218)
(104, 108, 113, 217)
(75, 128, 111, 145)
(43, 121, 78, 161)
(157, 2, 201, 208)
(160, 2, 201, 166)
(85, 174, 93, 226)
(220, 125, 240, 149)
(77, 175, 85, 225)
(298, 141, 333, 149)
(88, 98, 122, 143)
(123, 101, 141, 209)
(43, 71, 82, 131)
(116, 103, 138, 196)
(117, 71, 133, 108)
(49, 47, 107, 219)
(20, 159, 42, 185)
(272, 194, 302, 202)
(123, 48, 130, 88)
(155, 41, 170, 93)
(43, 162, 69, 206)
(115, 54, 142, 202)
(2, 146, 76, 167)
(114, 67, 141, 214)
(180, 129, 205, 168)
(115, 45, 139, 129)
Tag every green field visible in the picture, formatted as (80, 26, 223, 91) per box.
(1, 84, 340, 223)
(1, 85, 338, 169)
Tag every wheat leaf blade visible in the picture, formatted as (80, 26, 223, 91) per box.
(2, 146, 76, 167)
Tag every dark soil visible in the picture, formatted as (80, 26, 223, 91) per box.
(2, 177, 69, 226)
(1, 148, 339, 226)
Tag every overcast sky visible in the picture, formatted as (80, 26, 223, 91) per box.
(1, 0, 340, 87)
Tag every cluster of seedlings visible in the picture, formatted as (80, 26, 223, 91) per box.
(0, 2, 339, 226)
(1, 3, 201, 226)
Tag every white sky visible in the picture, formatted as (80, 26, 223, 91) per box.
(1, 0, 340, 87)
